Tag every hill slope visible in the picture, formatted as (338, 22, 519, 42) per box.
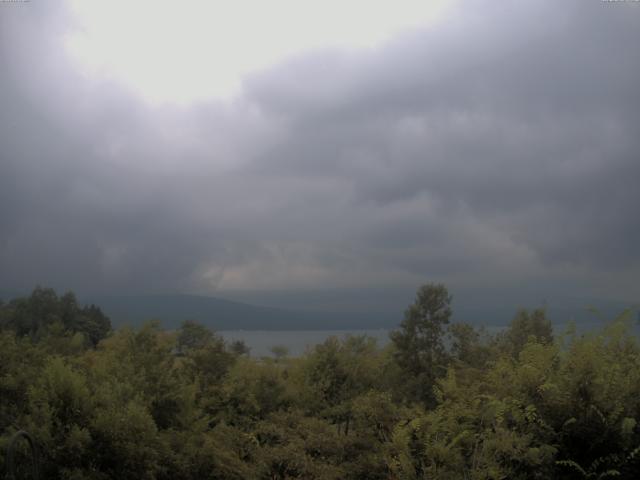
(80, 294, 392, 330)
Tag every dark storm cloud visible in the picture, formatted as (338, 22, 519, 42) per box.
(244, 0, 640, 273)
(0, 0, 639, 302)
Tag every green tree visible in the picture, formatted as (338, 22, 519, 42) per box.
(298, 335, 384, 435)
(229, 339, 250, 357)
(390, 283, 452, 406)
(220, 358, 291, 426)
(22, 357, 94, 478)
(498, 308, 553, 357)
(176, 319, 214, 354)
(254, 410, 346, 480)
(75, 303, 111, 347)
(448, 322, 492, 369)
(270, 345, 290, 361)
(0, 288, 111, 347)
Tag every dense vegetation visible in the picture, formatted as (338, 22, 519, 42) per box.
(1, 285, 639, 479)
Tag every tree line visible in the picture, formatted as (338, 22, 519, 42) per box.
(0, 285, 638, 479)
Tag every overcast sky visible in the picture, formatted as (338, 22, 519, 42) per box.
(1, 0, 639, 312)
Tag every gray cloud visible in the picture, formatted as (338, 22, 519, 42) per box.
(1, 0, 639, 307)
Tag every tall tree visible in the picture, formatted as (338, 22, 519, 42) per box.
(176, 319, 214, 354)
(498, 308, 553, 357)
(390, 283, 452, 406)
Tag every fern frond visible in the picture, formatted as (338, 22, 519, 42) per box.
(597, 469, 620, 479)
(556, 459, 587, 477)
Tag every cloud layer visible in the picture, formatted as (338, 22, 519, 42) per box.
(1, 0, 639, 307)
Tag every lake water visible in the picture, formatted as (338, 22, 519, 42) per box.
(219, 329, 392, 357)
(219, 321, 623, 358)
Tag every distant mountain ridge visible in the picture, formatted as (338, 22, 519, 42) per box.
(79, 294, 639, 332)
(1, 290, 636, 331)
(79, 293, 392, 331)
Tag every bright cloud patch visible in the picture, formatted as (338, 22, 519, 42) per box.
(65, 0, 452, 105)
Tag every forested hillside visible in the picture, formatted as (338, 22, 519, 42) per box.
(1, 285, 639, 479)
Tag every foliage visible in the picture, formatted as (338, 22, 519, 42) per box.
(390, 283, 452, 406)
(496, 308, 554, 358)
(0, 286, 639, 479)
(0, 287, 111, 347)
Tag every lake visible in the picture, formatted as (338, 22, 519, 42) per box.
(219, 329, 392, 357)
(219, 321, 621, 358)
